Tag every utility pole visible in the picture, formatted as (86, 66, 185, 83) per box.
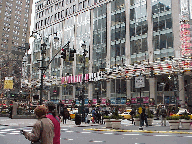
(81, 42, 87, 122)
(39, 42, 47, 105)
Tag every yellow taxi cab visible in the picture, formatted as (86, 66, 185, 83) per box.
(120, 112, 131, 120)
(69, 110, 78, 120)
(171, 108, 192, 119)
(125, 109, 132, 113)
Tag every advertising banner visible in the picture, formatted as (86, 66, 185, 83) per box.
(84, 98, 88, 104)
(92, 99, 97, 104)
(4, 77, 13, 89)
(121, 97, 126, 104)
(101, 99, 106, 104)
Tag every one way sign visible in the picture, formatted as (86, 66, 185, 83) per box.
(135, 76, 145, 88)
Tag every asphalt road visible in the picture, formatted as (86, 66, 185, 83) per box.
(0, 125, 191, 144)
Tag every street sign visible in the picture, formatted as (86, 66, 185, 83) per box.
(138, 107, 142, 114)
(4, 77, 13, 89)
(135, 76, 145, 88)
(137, 98, 143, 103)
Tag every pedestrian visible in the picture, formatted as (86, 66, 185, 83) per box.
(160, 106, 167, 126)
(156, 106, 160, 120)
(92, 108, 96, 123)
(98, 111, 101, 124)
(20, 105, 54, 144)
(130, 108, 136, 124)
(45, 101, 61, 144)
(57, 100, 64, 115)
(8, 105, 13, 119)
(62, 107, 69, 124)
(140, 108, 148, 127)
(86, 114, 91, 124)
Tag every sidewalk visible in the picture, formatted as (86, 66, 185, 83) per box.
(84, 120, 192, 134)
(1, 117, 192, 134)
(0, 117, 99, 127)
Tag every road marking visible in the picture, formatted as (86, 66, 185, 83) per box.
(123, 134, 141, 136)
(8, 133, 20, 135)
(184, 136, 192, 137)
(61, 129, 68, 131)
(154, 135, 171, 136)
(63, 138, 73, 140)
(103, 133, 113, 134)
(89, 140, 106, 143)
(0, 129, 16, 131)
(24, 130, 32, 132)
(81, 132, 91, 133)
(65, 131, 74, 133)
(12, 131, 20, 133)
(0, 132, 6, 133)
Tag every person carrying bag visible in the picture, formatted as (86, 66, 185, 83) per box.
(20, 105, 54, 144)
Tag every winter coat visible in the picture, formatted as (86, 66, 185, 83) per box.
(160, 108, 167, 118)
(46, 113, 61, 144)
(24, 116, 54, 144)
(62, 109, 69, 118)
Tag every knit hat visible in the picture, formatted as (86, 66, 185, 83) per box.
(34, 105, 48, 117)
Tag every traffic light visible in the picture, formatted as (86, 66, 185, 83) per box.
(61, 49, 66, 60)
(126, 99, 131, 105)
(69, 49, 76, 61)
(78, 95, 82, 101)
(88, 100, 92, 104)
(72, 100, 76, 106)
(150, 69, 154, 77)
(97, 98, 101, 104)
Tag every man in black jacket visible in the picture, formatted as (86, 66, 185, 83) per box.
(130, 109, 136, 124)
(140, 108, 148, 127)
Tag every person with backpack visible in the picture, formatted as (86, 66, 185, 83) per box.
(160, 106, 167, 126)
(46, 101, 61, 144)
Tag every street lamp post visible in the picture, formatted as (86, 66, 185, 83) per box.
(31, 31, 70, 105)
(160, 83, 165, 105)
(39, 42, 47, 105)
(81, 42, 87, 122)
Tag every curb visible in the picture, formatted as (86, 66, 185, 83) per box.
(83, 128, 192, 134)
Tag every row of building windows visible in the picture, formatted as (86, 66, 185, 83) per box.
(35, 0, 95, 30)
(14, 25, 20, 30)
(13, 36, 19, 41)
(5, 6, 12, 11)
(4, 17, 11, 22)
(16, 1, 22, 5)
(4, 22, 10, 27)
(14, 20, 21, 25)
(6, 1, 12, 7)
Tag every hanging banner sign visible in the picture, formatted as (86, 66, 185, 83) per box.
(4, 77, 13, 89)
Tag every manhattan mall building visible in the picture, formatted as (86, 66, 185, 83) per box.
(30, 0, 192, 109)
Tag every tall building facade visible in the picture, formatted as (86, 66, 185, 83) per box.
(32, 0, 192, 108)
(0, 0, 33, 97)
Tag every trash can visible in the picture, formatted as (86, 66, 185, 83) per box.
(75, 114, 81, 125)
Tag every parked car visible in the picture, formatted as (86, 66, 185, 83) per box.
(120, 112, 131, 120)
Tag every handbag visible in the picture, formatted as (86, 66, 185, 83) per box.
(31, 120, 43, 144)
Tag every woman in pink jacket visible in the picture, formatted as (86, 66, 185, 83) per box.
(46, 101, 61, 144)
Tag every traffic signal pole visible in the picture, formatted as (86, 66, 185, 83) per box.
(39, 41, 70, 105)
